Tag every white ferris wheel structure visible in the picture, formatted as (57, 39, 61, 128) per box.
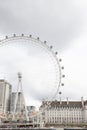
(0, 34, 65, 123)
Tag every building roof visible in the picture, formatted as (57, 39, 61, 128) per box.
(41, 100, 83, 108)
(0, 79, 12, 86)
(51, 101, 82, 108)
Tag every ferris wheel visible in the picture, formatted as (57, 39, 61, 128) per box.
(0, 34, 65, 121)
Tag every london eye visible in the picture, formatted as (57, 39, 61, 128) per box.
(0, 34, 65, 122)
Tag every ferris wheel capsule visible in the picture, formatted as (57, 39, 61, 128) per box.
(22, 34, 24, 37)
(61, 83, 64, 86)
(37, 37, 40, 40)
(59, 59, 62, 62)
(62, 75, 65, 78)
(50, 46, 53, 49)
(59, 91, 62, 95)
(5, 36, 8, 39)
(44, 41, 47, 44)
(55, 52, 58, 55)
(29, 34, 32, 38)
(61, 66, 64, 69)
(13, 34, 16, 37)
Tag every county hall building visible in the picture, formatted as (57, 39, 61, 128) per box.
(40, 97, 87, 126)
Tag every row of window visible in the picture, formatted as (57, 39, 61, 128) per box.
(47, 117, 83, 120)
(47, 107, 82, 110)
(47, 110, 82, 113)
(46, 117, 83, 123)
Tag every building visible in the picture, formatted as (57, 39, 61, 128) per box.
(40, 97, 87, 126)
(10, 92, 24, 114)
(0, 80, 12, 114)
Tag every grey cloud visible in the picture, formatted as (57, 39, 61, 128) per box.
(0, 0, 87, 105)
(0, 0, 86, 51)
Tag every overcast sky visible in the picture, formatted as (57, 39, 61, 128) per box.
(0, 0, 87, 106)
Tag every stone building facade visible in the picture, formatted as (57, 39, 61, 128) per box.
(40, 97, 87, 126)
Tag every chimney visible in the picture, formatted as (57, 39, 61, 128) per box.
(81, 97, 84, 108)
(67, 97, 69, 105)
(60, 97, 62, 105)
